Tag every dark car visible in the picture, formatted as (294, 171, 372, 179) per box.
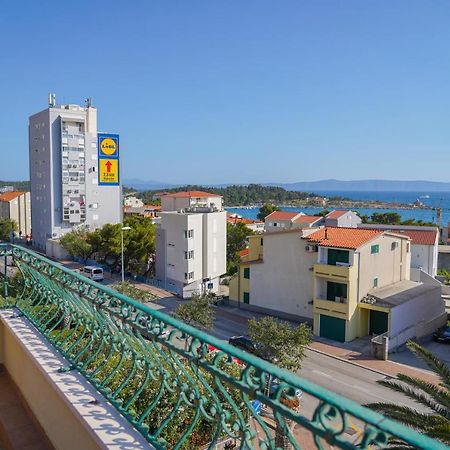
(433, 325, 450, 343)
(228, 336, 274, 362)
(228, 336, 258, 354)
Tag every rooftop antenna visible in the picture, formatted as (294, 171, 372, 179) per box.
(85, 97, 92, 108)
(48, 93, 56, 107)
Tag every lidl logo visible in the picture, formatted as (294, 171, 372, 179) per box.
(100, 137, 118, 156)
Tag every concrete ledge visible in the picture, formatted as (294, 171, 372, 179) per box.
(0, 309, 152, 450)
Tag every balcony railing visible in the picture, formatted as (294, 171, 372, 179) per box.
(0, 244, 445, 449)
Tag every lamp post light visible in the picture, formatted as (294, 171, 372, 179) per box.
(121, 226, 131, 284)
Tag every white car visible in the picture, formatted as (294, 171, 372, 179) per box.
(82, 266, 104, 281)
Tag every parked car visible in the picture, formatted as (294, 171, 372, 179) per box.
(433, 325, 450, 343)
(228, 336, 273, 361)
(82, 266, 104, 281)
(228, 336, 258, 354)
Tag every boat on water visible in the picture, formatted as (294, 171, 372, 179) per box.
(419, 195, 431, 199)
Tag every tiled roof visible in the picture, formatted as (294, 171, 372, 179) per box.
(227, 217, 261, 225)
(265, 211, 301, 221)
(375, 228, 437, 246)
(239, 249, 249, 258)
(307, 227, 382, 250)
(326, 210, 351, 219)
(294, 215, 322, 224)
(144, 204, 161, 210)
(0, 191, 25, 202)
(163, 191, 221, 198)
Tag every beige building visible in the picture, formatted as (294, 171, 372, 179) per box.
(230, 226, 446, 347)
(0, 191, 31, 236)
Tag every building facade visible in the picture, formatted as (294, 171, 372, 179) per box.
(264, 211, 322, 231)
(155, 191, 226, 298)
(230, 226, 445, 347)
(0, 191, 31, 236)
(359, 224, 439, 277)
(29, 97, 121, 251)
(325, 210, 362, 228)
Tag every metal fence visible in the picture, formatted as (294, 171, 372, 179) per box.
(0, 244, 446, 449)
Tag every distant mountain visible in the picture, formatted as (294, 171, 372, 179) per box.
(123, 179, 179, 191)
(269, 179, 450, 192)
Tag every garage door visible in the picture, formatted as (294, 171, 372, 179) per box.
(320, 315, 346, 342)
(369, 310, 389, 335)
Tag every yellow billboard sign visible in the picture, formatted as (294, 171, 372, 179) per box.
(99, 159, 119, 184)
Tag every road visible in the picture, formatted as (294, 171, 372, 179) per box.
(144, 296, 426, 419)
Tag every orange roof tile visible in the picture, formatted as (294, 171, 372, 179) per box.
(144, 204, 161, 210)
(362, 228, 438, 246)
(265, 211, 301, 221)
(0, 191, 25, 202)
(307, 227, 382, 249)
(326, 210, 351, 219)
(239, 249, 249, 258)
(294, 215, 322, 224)
(163, 190, 221, 198)
(227, 217, 261, 225)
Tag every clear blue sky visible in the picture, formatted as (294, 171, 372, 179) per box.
(2, 1, 449, 184)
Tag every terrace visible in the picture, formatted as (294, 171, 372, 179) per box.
(0, 244, 444, 449)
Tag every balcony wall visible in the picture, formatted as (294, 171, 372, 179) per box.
(0, 311, 151, 450)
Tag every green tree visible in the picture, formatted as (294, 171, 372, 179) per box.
(257, 203, 280, 221)
(248, 316, 312, 371)
(367, 341, 450, 448)
(249, 316, 312, 449)
(317, 209, 330, 217)
(175, 293, 215, 331)
(111, 281, 158, 303)
(59, 229, 93, 261)
(227, 222, 254, 275)
(0, 218, 17, 241)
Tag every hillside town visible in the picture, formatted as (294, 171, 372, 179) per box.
(0, 2, 449, 448)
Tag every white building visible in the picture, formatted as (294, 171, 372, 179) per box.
(29, 96, 121, 251)
(155, 191, 226, 298)
(325, 210, 362, 228)
(124, 196, 144, 208)
(264, 211, 323, 231)
(360, 224, 439, 277)
(0, 191, 31, 236)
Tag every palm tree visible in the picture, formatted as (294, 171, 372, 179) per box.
(366, 340, 450, 448)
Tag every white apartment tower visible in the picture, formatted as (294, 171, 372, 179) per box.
(29, 95, 121, 251)
(156, 191, 226, 298)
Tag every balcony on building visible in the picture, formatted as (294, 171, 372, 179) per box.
(0, 244, 443, 450)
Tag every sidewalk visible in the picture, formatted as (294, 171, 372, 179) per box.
(308, 340, 440, 384)
(211, 305, 442, 385)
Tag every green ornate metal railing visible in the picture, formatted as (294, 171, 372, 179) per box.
(0, 244, 446, 450)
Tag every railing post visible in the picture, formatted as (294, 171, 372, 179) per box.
(3, 254, 8, 299)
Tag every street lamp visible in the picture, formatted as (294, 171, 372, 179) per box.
(121, 226, 131, 283)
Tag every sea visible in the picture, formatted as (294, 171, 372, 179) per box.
(226, 191, 450, 225)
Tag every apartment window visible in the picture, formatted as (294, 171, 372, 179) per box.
(184, 229, 194, 239)
(243, 268, 250, 279)
(184, 272, 194, 280)
(373, 277, 379, 288)
(185, 250, 194, 260)
(243, 292, 250, 304)
(261, 238, 263, 246)
(371, 244, 379, 254)
(406, 243, 410, 252)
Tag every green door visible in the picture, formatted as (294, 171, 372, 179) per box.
(369, 310, 389, 335)
(320, 315, 346, 342)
